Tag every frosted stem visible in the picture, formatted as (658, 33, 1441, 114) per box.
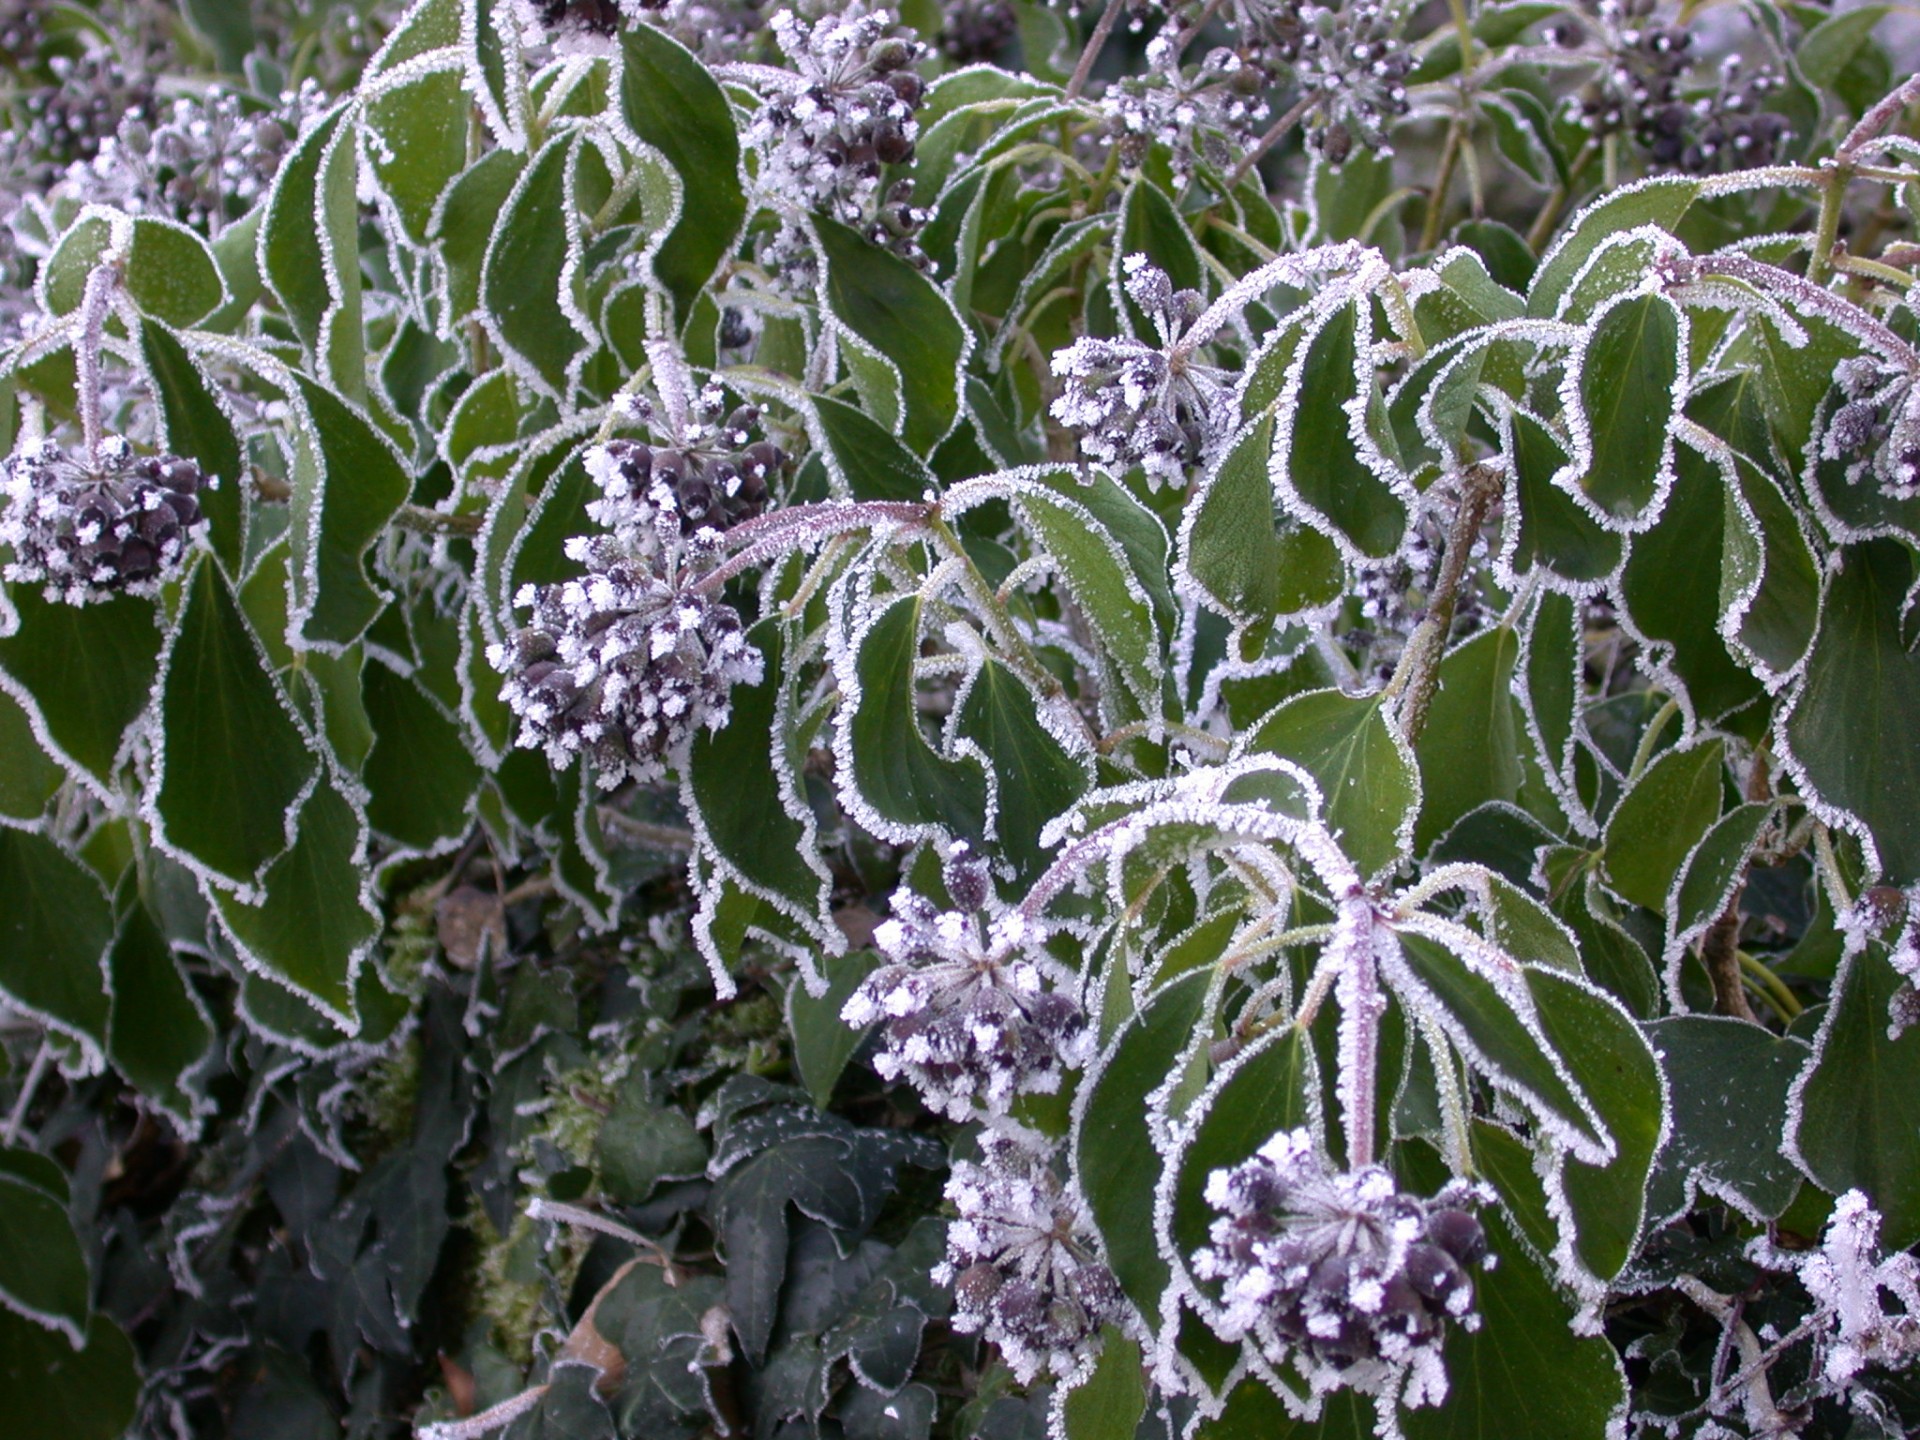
(1065, 0, 1127, 101)
(76, 261, 120, 471)
(1389, 462, 1502, 747)
(1334, 889, 1383, 1171)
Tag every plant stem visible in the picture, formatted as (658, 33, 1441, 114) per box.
(1700, 903, 1758, 1023)
(1421, 119, 1464, 253)
(1065, 0, 1127, 100)
(1389, 463, 1501, 748)
(1334, 889, 1382, 1170)
(2, 1038, 50, 1146)
(392, 504, 485, 537)
(1227, 94, 1315, 188)
(1738, 950, 1803, 1021)
(76, 261, 120, 470)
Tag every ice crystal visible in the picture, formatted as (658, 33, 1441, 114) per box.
(1193, 1128, 1492, 1407)
(840, 845, 1090, 1120)
(936, 1128, 1120, 1384)
(1049, 255, 1231, 486)
(488, 436, 764, 789)
(1799, 1191, 1920, 1390)
(1, 437, 208, 604)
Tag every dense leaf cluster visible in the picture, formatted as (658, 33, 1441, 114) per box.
(5, 1, 1920, 1439)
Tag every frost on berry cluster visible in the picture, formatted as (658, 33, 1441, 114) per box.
(489, 419, 772, 789)
(50, 84, 318, 235)
(840, 845, 1090, 1121)
(1049, 255, 1230, 487)
(1104, 39, 1270, 180)
(1550, 0, 1790, 173)
(936, 1129, 1122, 1384)
(1193, 1128, 1492, 1408)
(0, 437, 208, 604)
(743, 7, 928, 274)
(1818, 356, 1920, 499)
(1246, 0, 1413, 162)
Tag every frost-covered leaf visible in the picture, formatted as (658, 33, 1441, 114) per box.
(1074, 971, 1210, 1317)
(788, 947, 881, 1110)
(816, 218, 968, 453)
(481, 133, 590, 400)
(617, 25, 744, 325)
(0, 590, 160, 791)
(211, 778, 379, 1031)
(140, 319, 244, 572)
(150, 560, 316, 894)
(1397, 1209, 1627, 1440)
(835, 589, 988, 847)
(1600, 738, 1723, 913)
(106, 901, 214, 1133)
(365, 62, 468, 247)
(1568, 293, 1684, 528)
(0, 687, 62, 823)
(362, 660, 482, 854)
(1527, 178, 1699, 317)
(260, 102, 364, 396)
(1413, 626, 1524, 853)
(0, 1309, 138, 1440)
(43, 210, 227, 329)
(1056, 1327, 1146, 1440)
(596, 1084, 708, 1203)
(1645, 1015, 1806, 1224)
(1273, 300, 1406, 560)
(1784, 540, 1920, 884)
(1503, 407, 1619, 588)
(0, 1156, 90, 1345)
(1240, 689, 1416, 878)
(1788, 940, 1920, 1249)
(0, 829, 111, 1062)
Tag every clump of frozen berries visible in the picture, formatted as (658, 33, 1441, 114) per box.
(1, 437, 208, 604)
(1194, 1128, 1493, 1407)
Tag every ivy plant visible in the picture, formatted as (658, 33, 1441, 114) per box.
(5, 0, 1920, 1437)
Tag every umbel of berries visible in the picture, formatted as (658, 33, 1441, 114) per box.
(0, 436, 208, 604)
(1193, 1128, 1493, 1408)
(840, 844, 1091, 1120)
(489, 440, 764, 789)
(936, 1130, 1122, 1384)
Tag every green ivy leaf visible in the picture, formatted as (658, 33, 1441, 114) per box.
(106, 901, 213, 1134)
(1413, 626, 1524, 853)
(1646, 1015, 1807, 1223)
(1276, 302, 1406, 559)
(617, 25, 746, 325)
(1242, 689, 1417, 878)
(1527, 177, 1699, 317)
(365, 63, 469, 247)
(151, 560, 316, 894)
(1075, 972, 1210, 1316)
(0, 1309, 138, 1440)
(1572, 293, 1683, 526)
(1789, 940, 1920, 1249)
(1601, 738, 1724, 913)
(816, 218, 968, 454)
(480, 133, 588, 400)
(212, 778, 378, 1031)
(288, 374, 413, 649)
(438, 150, 524, 325)
(0, 1160, 90, 1345)
(0, 590, 162, 790)
(0, 829, 113, 1060)
(1505, 408, 1619, 586)
(0, 685, 64, 822)
(787, 948, 882, 1111)
(596, 1082, 709, 1203)
(1785, 540, 1920, 884)
(1399, 1210, 1627, 1440)
(43, 211, 228, 328)
(841, 592, 989, 846)
(260, 102, 364, 397)
(1056, 1328, 1146, 1440)
(139, 319, 244, 571)
(361, 661, 482, 853)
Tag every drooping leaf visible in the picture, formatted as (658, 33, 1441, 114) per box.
(1242, 689, 1416, 877)
(787, 948, 883, 1110)
(260, 102, 364, 396)
(106, 901, 213, 1132)
(1788, 940, 1920, 1249)
(0, 828, 114, 1059)
(1646, 1015, 1807, 1223)
(0, 1163, 90, 1345)
(152, 560, 316, 893)
(139, 319, 244, 571)
(1413, 626, 1524, 852)
(361, 661, 482, 853)
(0, 590, 162, 790)
(1785, 540, 1920, 884)
(0, 1309, 139, 1440)
(1570, 293, 1683, 526)
(1275, 302, 1406, 559)
(816, 217, 968, 453)
(1601, 738, 1724, 913)
(617, 25, 745, 325)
